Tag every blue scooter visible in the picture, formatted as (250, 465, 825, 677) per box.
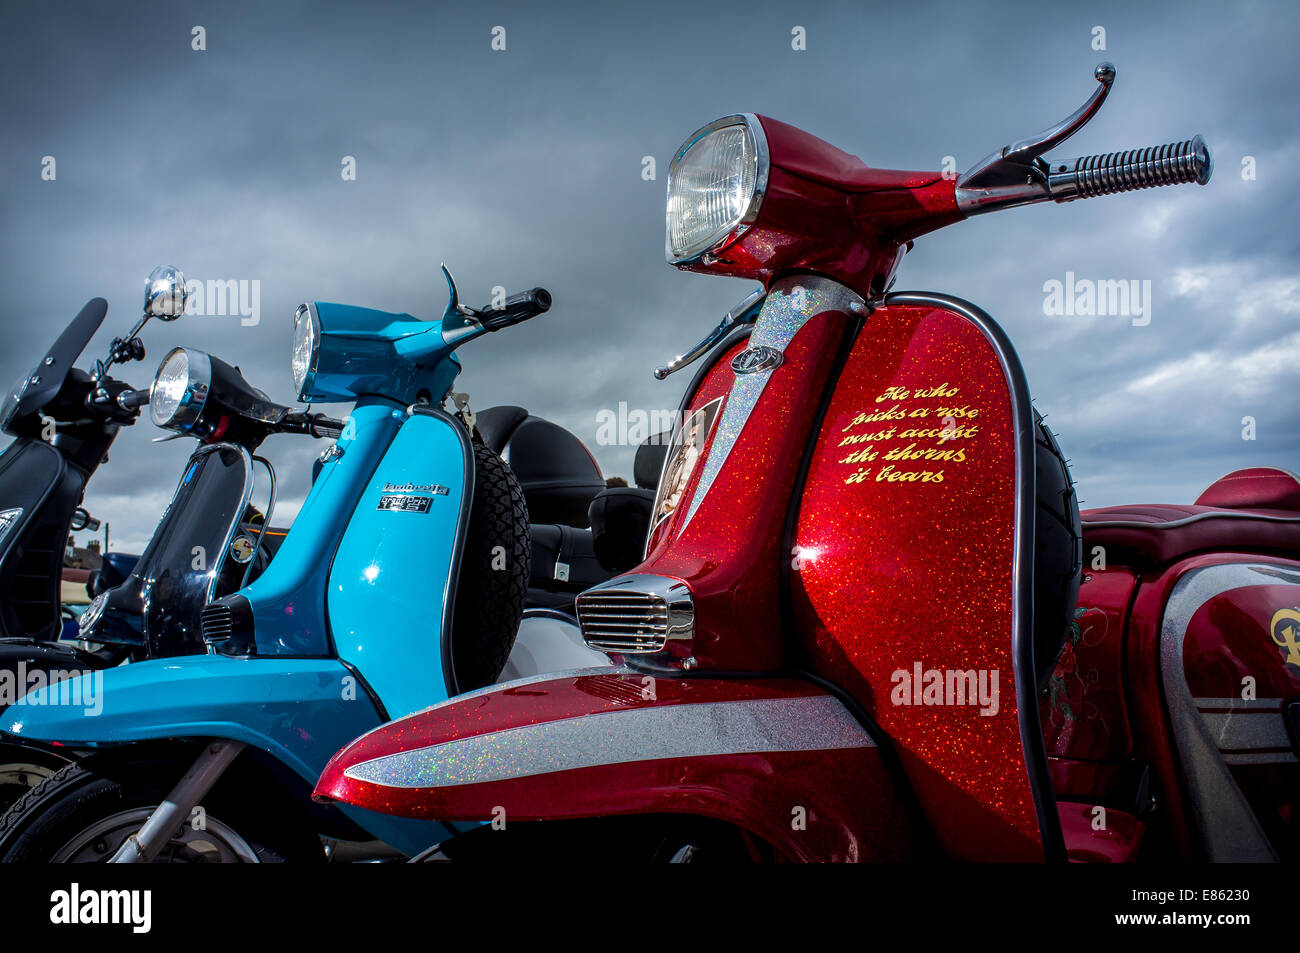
(0, 268, 609, 862)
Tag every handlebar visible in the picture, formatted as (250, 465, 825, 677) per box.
(471, 287, 552, 331)
(1047, 135, 1211, 201)
(116, 388, 150, 411)
(954, 64, 1212, 217)
(278, 411, 345, 439)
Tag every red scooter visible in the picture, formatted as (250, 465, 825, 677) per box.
(313, 64, 1298, 862)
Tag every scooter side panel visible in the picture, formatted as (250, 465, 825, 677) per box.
(328, 408, 470, 720)
(792, 294, 1054, 861)
(238, 400, 404, 656)
(1129, 554, 1299, 861)
(313, 672, 917, 862)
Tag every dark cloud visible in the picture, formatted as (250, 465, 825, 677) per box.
(1, 0, 1296, 550)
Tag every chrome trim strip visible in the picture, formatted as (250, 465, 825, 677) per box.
(343, 694, 874, 789)
(1158, 561, 1297, 861)
(679, 275, 863, 531)
(885, 290, 1065, 862)
(194, 443, 257, 605)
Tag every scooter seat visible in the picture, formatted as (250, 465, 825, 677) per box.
(1082, 467, 1300, 564)
(476, 406, 606, 528)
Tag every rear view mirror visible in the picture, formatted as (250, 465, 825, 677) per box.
(144, 265, 188, 320)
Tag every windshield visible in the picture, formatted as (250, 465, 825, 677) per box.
(87, 443, 254, 656)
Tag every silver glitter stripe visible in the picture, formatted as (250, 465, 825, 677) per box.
(343, 694, 874, 789)
(1159, 561, 1300, 861)
(679, 275, 863, 530)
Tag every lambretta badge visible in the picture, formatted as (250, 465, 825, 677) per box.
(377, 482, 449, 514)
(229, 535, 256, 564)
(731, 345, 783, 375)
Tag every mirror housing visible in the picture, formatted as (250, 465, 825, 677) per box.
(143, 265, 188, 320)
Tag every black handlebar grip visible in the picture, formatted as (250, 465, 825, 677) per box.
(117, 388, 151, 410)
(477, 288, 552, 332)
(1049, 135, 1212, 200)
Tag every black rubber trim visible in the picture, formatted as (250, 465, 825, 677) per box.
(338, 658, 389, 723)
(410, 404, 476, 697)
(885, 290, 1066, 863)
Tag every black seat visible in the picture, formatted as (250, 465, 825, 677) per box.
(476, 406, 606, 528)
(586, 430, 670, 574)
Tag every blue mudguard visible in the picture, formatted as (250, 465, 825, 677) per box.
(0, 655, 378, 780)
(0, 655, 455, 854)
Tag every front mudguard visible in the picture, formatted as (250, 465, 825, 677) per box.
(313, 670, 919, 862)
(0, 654, 456, 856)
(0, 655, 376, 781)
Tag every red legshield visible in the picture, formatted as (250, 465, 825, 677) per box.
(791, 293, 1063, 861)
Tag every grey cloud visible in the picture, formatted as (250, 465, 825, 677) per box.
(0, 0, 1296, 551)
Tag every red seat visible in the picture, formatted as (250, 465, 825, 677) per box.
(1082, 467, 1300, 564)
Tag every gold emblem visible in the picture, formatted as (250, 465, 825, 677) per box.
(1270, 608, 1300, 668)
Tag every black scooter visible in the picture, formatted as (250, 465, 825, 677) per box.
(0, 267, 186, 801)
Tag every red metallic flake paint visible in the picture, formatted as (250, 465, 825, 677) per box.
(314, 674, 914, 862)
(791, 301, 1042, 861)
(640, 309, 855, 672)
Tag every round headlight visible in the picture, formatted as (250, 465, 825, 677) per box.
(150, 347, 211, 431)
(666, 115, 768, 264)
(292, 303, 319, 400)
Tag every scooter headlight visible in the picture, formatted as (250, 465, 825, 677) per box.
(666, 115, 769, 265)
(292, 303, 320, 400)
(150, 347, 212, 432)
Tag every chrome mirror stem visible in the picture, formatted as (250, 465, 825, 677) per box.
(654, 287, 764, 380)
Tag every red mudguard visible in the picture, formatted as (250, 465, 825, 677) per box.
(313, 671, 918, 861)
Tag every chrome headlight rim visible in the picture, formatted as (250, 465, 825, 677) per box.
(292, 303, 321, 401)
(149, 347, 212, 432)
(665, 113, 770, 266)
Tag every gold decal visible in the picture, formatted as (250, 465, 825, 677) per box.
(840, 384, 979, 487)
(1270, 608, 1300, 668)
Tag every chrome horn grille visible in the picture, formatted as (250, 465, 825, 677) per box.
(576, 574, 695, 654)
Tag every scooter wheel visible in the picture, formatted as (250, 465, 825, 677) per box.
(1032, 409, 1082, 687)
(0, 757, 322, 863)
(0, 742, 73, 814)
(447, 439, 532, 692)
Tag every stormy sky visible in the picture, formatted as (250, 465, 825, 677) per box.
(1, 0, 1296, 552)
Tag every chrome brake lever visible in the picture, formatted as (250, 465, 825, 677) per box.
(956, 63, 1115, 213)
(653, 287, 765, 380)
